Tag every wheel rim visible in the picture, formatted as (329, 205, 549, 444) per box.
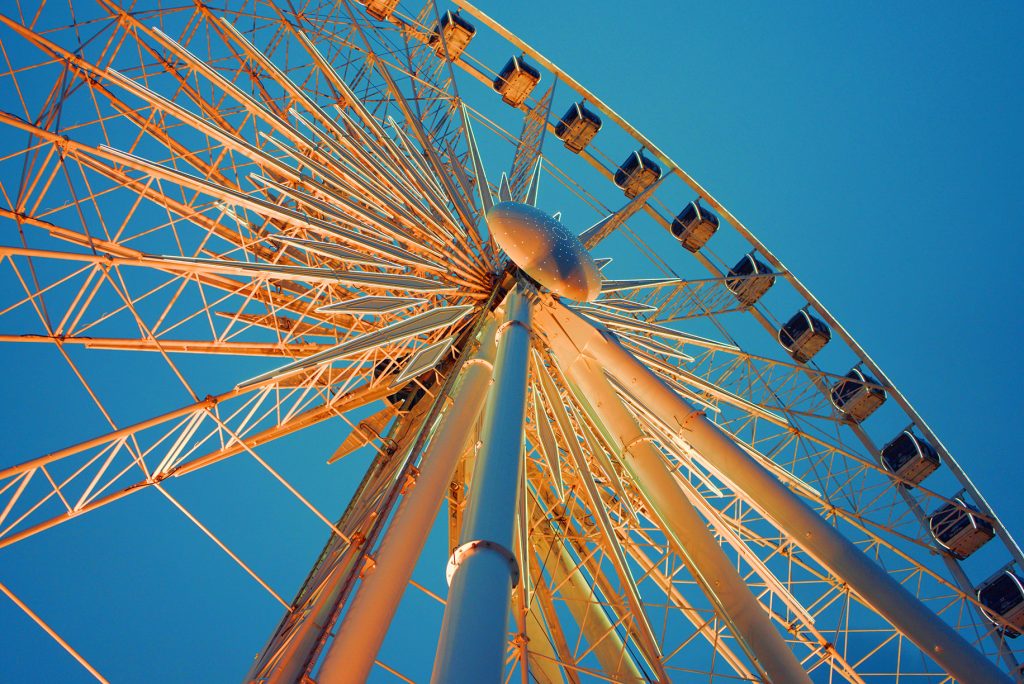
(0, 2, 1019, 682)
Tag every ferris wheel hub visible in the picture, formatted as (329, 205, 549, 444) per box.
(487, 201, 602, 302)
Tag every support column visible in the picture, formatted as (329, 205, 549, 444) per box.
(431, 287, 532, 683)
(535, 298, 1011, 684)
(316, 320, 498, 683)
(566, 355, 811, 684)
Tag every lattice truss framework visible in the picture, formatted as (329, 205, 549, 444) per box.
(0, 0, 1020, 682)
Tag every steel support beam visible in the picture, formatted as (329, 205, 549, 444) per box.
(317, 318, 498, 684)
(531, 522, 644, 681)
(524, 605, 566, 684)
(431, 288, 531, 683)
(534, 296, 1011, 684)
(564, 355, 811, 684)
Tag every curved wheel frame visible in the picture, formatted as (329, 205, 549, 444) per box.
(0, 0, 1018, 682)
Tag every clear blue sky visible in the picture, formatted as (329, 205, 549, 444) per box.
(0, 1, 1021, 682)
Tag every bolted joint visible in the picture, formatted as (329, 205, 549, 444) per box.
(463, 357, 494, 372)
(445, 539, 520, 588)
(622, 434, 654, 456)
(399, 466, 420, 495)
(678, 406, 706, 431)
(358, 554, 376, 578)
(495, 319, 532, 342)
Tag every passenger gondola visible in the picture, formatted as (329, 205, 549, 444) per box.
(829, 368, 886, 422)
(430, 11, 476, 59)
(671, 201, 719, 253)
(978, 571, 1024, 637)
(928, 497, 995, 559)
(725, 253, 775, 305)
(880, 431, 941, 487)
(493, 55, 541, 107)
(614, 150, 661, 198)
(555, 101, 602, 153)
(359, 0, 399, 21)
(778, 309, 831, 363)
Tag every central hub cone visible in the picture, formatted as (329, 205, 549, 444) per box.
(487, 202, 602, 302)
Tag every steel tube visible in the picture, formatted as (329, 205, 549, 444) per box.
(256, 546, 361, 683)
(565, 355, 811, 684)
(524, 607, 566, 684)
(535, 298, 1011, 684)
(316, 319, 498, 684)
(431, 288, 532, 683)
(531, 523, 643, 681)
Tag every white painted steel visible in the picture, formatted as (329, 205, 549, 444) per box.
(564, 355, 812, 684)
(431, 288, 532, 683)
(317, 319, 498, 684)
(534, 295, 1012, 684)
(531, 522, 644, 681)
(256, 551, 360, 684)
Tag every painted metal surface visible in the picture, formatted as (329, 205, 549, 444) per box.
(0, 3, 1019, 681)
(318, 320, 497, 684)
(563, 356, 812, 684)
(488, 202, 602, 302)
(431, 288, 532, 683)
(533, 295, 1012, 684)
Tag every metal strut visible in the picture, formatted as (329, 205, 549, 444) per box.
(317, 318, 499, 684)
(431, 286, 532, 683)
(565, 355, 812, 684)
(533, 294, 1013, 684)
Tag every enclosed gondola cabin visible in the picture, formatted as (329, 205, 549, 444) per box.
(726, 254, 775, 306)
(928, 498, 994, 559)
(880, 431, 940, 487)
(360, 0, 399, 21)
(614, 150, 661, 199)
(555, 102, 602, 153)
(430, 11, 475, 60)
(671, 201, 719, 253)
(829, 368, 886, 423)
(978, 572, 1024, 637)
(778, 310, 831, 363)
(494, 56, 541, 107)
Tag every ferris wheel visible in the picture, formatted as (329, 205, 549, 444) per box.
(0, 0, 1020, 682)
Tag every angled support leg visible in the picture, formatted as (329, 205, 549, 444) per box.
(564, 354, 811, 684)
(316, 318, 499, 683)
(534, 296, 1010, 684)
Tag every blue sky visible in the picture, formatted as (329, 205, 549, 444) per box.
(498, 0, 1024, 522)
(0, 1, 1022, 682)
